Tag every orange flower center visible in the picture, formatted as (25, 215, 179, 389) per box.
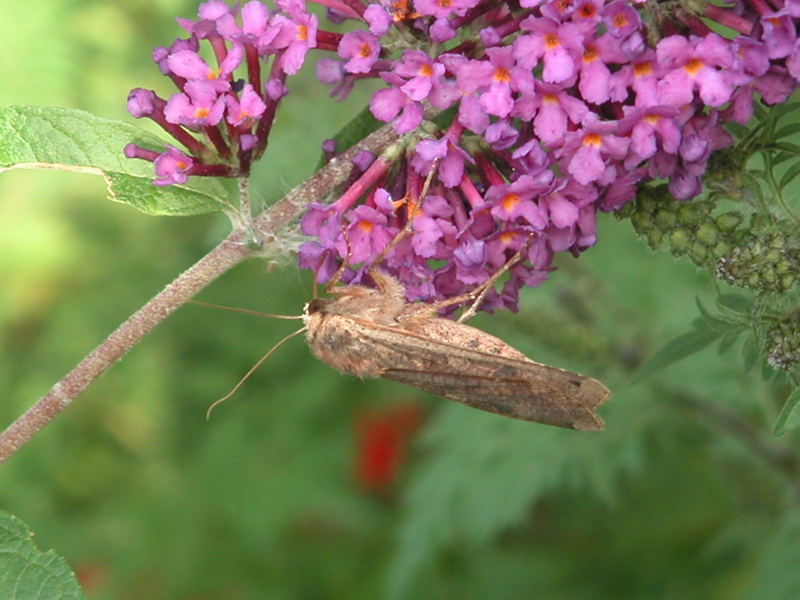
(419, 63, 433, 77)
(297, 24, 308, 41)
(578, 3, 597, 18)
(684, 58, 704, 76)
(195, 107, 210, 118)
(544, 32, 561, 50)
(493, 67, 511, 83)
(358, 220, 374, 234)
(644, 114, 660, 125)
(502, 193, 520, 212)
(612, 13, 628, 28)
(543, 93, 559, 104)
(359, 43, 372, 58)
(500, 231, 516, 244)
(583, 133, 603, 147)
(392, 0, 419, 21)
(634, 61, 653, 77)
(583, 46, 598, 63)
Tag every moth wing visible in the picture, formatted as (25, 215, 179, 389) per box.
(382, 368, 605, 430)
(347, 317, 609, 430)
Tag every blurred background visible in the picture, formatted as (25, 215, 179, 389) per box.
(1, 1, 799, 598)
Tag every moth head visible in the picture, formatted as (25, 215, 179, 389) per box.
(305, 298, 327, 315)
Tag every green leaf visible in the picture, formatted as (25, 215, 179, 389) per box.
(772, 151, 796, 167)
(694, 298, 734, 332)
(695, 297, 715, 321)
(775, 123, 800, 140)
(774, 101, 800, 121)
(104, 172, 234, 217)
(778, 160, 800, 192)
(0, 511, 85, 600)
(742, 333, 760, 373)
(767, 142, 800, 155)
(430, 104, 458, 130)
(716, 293, 753, 316)
(0, 105, 234, 216)
(632, 324, 722, 383)
(742, 509, 800, 600)
(717, 329, 743, 355)
(773, 386, 800, 436)
(725, 122, 749, 138)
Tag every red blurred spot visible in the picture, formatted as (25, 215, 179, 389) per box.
(355, 403, 424, 495)
(75, 561, 108, 593)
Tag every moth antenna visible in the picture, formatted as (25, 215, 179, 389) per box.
(206, 327, 307, 419)
(188, 299, 303, 320)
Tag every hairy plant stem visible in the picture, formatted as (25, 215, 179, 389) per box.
(0, 121, 403, 465)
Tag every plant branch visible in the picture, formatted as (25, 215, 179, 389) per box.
(0, 121, 404, 465)
(0, 236, 250, 465)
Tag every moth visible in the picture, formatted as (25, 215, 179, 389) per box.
(303, 269, 611, 431)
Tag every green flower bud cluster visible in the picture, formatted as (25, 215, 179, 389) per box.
(619, 185, 800, 294)
(715, 216, 800, 294)
(618, 185, 743, 267)
(764, 309, 800, 371)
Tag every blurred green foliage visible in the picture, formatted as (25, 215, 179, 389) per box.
(2, 1, 800, 599)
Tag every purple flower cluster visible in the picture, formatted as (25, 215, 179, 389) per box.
(300, 0, 800, 311)
(124, 0, 332, 184)
(125, 0, 800, 313)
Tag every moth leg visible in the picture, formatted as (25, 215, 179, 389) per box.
(322, 227, 389, 303)
(369, 268, 408, 304)
(412, 243, 528, 323)
(352, 158, 441, 311)
(323, 225, 356, 295)
(368, 156, 441, 274)
(457, 247, 526, 323)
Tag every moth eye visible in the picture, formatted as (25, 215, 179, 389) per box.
(306, 299, 326, 313)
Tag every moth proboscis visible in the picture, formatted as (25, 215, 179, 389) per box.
(303, 269, 611, 431)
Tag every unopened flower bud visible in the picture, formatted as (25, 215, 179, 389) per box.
(632, 212, 655, 233)
(654, 210, 678, 231)
(715, 212, 743, 232)
(689, 242, 708, 263)
(696, 222, 719, 247)
(669, 229, 691, 254)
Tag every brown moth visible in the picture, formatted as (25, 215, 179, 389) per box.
(303, 269, 611, 430)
